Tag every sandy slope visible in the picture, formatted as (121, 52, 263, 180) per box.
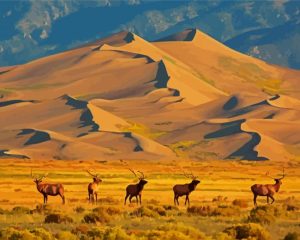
(0, 29, 299, 161)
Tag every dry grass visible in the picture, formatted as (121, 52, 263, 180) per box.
(0, 159, 299, 239)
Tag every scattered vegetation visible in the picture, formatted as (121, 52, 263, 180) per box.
(223, 223, 271, 240)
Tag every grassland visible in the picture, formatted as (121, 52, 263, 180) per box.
(0, 159, 299, 239)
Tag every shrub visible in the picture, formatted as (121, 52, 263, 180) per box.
(147, 205, 167, 216)
(44, 213, 73, 224)
(57, 231, 77, 240)
(30, 228, 53, 240)
(248, 206, 278, 225)
(83, 210, 110, 224)
(11, 206, 31, 214)
(103, 227, 132, 240)
(212, 205, 240, 217)
(232, 199, 248, 208)
(0, 227, 37, 240)
(72, 224, 90, 235)
(284, 232, 299, 240)
(74, 206, 85, 213)
(141, 224, 207, 240)
(86, 227, 103, 239)
(223, 223, 271, 240)
(93, 206, 121, 215)
(212, 196, 228, 202)
(130, 206, 159, 218)
(163, 205, 179, 211)
(187, 205, 212, 216)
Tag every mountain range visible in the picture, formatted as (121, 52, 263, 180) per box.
(0, 28, 300, 161)
(1, 0, 300, 69)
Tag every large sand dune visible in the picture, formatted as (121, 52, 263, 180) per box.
(0, 29, 299, 161)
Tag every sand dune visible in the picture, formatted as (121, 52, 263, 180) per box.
(0, 29, 299, 161)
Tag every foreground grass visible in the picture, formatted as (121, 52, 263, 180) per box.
(0, 159, 299, 239)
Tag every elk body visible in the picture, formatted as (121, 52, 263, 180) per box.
(251, 168, 285, 206)
(124, 169, 147, 205)
(87, 170, 102, 204)
(173, 172, 200, 206)
(31, 171, 65, 204)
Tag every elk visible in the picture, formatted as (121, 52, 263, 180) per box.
(124, 169, 147, 205)
(87, 169, 102, 204)
(31, 170, 65, 204)
(251, 168, 285, 206)
(173, 171, 200, 206)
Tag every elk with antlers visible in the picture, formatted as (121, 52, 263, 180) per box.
(31, 170, 65, 204)
(87, 169, 102, 204)
(251, 168, 285, 206)
(173, 171, 200, 206)
(124, 169, 147, 205)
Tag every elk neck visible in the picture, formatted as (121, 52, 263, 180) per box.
(273, 180, 281, 192)
(188, 181, 196, 191)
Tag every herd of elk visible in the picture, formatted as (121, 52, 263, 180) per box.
(124, 169, 148, 205)
(173, 171, 200, 206)
(251, 168, 285, 206)
(31, 170, 65, 204)
(86, 169, 102, 204)
(30, 166, 286, 207)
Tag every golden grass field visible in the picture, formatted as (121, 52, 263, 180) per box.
(0, 159, 299, 239)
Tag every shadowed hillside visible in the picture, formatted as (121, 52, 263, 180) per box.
(0, 29, 299, 161)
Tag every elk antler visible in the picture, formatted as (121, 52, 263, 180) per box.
(181, 169, 197, 180)
(128, 168, 137, 178)
(137, 171, 145, 180)
(86, 169, 98, 178)
(278, 167, 285, 180)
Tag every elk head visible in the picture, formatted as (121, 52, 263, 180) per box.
(266, 167, 285, 186)
(31, 169, 47, 185)
(129, 168, 148, 185)
(182, 170, 200, 186)
(86, 169, 102, 184)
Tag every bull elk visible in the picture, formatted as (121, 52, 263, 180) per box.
(251, 168, 285, 206)
(124, 169, 147, 205)
(87, 169, 102, 204)
(173, 171, 200, 206)
(31, 170, 65, 204)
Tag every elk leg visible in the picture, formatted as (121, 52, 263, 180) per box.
(43, 194, 47, 204)
(139, 194, 142, 205)
(185, 195, 188, 205)
(174, 194, 177, 205)
(176, 196, 180, 206)
(95, 193, 98, 204)
(61, 194, 65, 205)
(135, 196, 138, 204)
(124, 193, 129, 205)
(187, 195, 190, 206)
(267, 196, 269, 204)
(270, 195, 275, 204)
(129, 195, 133, 203)
(253, 194, 257, 207)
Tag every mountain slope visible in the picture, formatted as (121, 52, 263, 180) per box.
(0, 29, 299, 161)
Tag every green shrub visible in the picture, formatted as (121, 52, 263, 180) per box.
(223, 223, 271, 240)
(284, 232, 299, 240)
(248, 206, 278, 225)
(44, 213, 73, 224)
(212, 205, 240, 217)
(72, 224, 90, 235)
(157, 224, 206, 240)
(232, 199, 248, 208)
(30, 228, 53, 240)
